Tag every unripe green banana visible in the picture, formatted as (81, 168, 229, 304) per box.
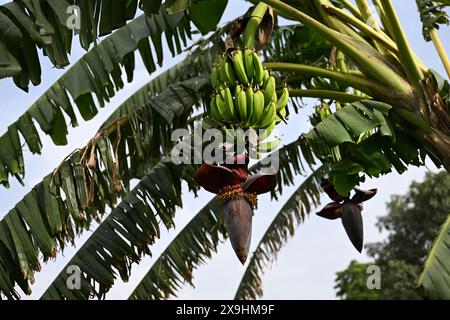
(210, 95, 222, 122)
(264, 76, 276, 106)
(252, 51, 264, 85)
(235, 85, 248, 125)
(262, 69, 270, 85)
(276, 87, 289, 112)
(232, 50, 249, 85)
(250, 89, 265, 127)
(216, 92, 232, 121)
(244, 48, 254, 83)
(219, 58, 228, 83)
(223, 61, 236, 84)
(245, 86, 254, 127)
(256, 101, 277, 129)
(211, 66, 220, 88)
(221, 86, 237, 121)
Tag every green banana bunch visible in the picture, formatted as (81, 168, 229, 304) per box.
(231, 49, 267, 86)
(258, 121, 276, 141)
(245, 85, 289, 129)
(211, 55, 237, 89)
(208, 50, 290, 135)
(263, 69, 270, 84)
(214, 88, 234, 122)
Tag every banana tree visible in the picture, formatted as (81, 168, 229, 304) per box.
(0, 0, 449, 300)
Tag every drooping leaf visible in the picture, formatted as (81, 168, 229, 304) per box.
(40, 161, 196, 300)
(0, 76, 209, 299)
(189, 0, 228, 34)
(0, 8, 192, 186)
(306, 100, 390, 147)
(0, 0, 207, 89)
(416, 0, 450, 41)
(418, 215, 450, 299)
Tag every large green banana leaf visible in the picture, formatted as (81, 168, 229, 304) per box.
(417, 214, 450, 299)
(0, 75, 209, 299)
(0, 8, 191, 188)
(0, 0, 229, 89)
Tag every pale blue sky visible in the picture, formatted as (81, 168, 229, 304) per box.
(0, 0, 448, 300)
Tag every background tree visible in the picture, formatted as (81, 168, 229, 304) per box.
(335, 171, 450, 300)
(335, 260, 381, 300)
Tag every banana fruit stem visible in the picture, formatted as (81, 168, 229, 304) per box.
(243, 3, 269, 49)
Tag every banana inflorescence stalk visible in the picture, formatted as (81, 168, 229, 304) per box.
(201, 3, 283, 265)
(209, 49, 290, 133)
